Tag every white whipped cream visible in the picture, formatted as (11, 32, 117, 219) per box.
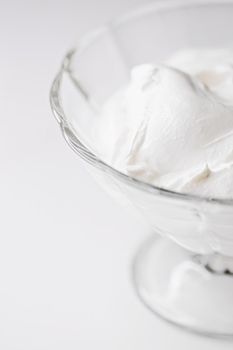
(94, 49, 233, 198)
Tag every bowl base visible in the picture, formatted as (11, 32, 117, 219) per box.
(132, 234, 233, 337)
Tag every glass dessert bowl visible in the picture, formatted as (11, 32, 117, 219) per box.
(50, 0, 233, 337)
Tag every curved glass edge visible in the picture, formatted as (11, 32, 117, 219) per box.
(49, 0, 233, 207)
(112, 0, 233, 27)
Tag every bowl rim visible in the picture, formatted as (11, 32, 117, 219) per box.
(50, 0, 233, 207)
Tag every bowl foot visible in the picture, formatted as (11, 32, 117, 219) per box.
(132, 234, 233, 337)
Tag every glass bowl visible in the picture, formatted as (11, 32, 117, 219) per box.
(50, 0, 233, 337)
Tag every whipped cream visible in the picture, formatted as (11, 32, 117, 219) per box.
(94, 49, 233, 198)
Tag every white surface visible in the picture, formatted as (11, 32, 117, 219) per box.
(1, 0, 233, 348)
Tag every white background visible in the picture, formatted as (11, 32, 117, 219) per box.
(1, 0, 233, 348)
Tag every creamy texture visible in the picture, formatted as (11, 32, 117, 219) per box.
(94, 49, 233, 198)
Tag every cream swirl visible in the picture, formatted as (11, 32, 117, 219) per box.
(94, 49, 233, 198)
